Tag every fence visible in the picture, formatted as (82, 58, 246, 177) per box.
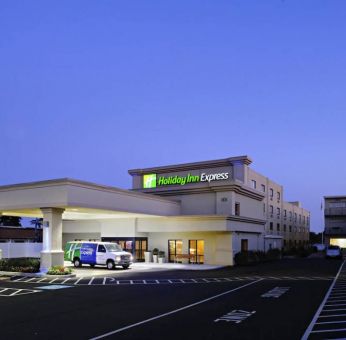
(0, 242, 42, 258)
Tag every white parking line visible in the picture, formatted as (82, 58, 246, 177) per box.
(89, 279, 263, 340)
(88, 277, 95, 285)
(301, 260, 345, 340)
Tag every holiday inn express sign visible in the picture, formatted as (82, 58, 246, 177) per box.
(143, 171, 230, 189)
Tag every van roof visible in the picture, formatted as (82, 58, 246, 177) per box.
(67, 241, 113, 244)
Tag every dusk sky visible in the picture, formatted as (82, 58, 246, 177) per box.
(1, 1, 346, 232)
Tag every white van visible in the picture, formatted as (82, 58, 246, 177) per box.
(64, 241, 133, 269)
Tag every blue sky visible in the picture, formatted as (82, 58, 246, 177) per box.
(1, 1, 346, 232)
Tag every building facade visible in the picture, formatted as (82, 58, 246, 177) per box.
(324, 196, 346, 248)
(0, 155, 310, 269)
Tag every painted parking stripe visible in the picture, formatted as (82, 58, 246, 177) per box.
(302, 260, 346, 339)
(0, 287, 41, 297)
(89, 279, 263, 340)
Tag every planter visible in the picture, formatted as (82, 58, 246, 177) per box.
(144, 251, 152, 263)
(153, 255, 158, 263)
(158, 257, 165, 264)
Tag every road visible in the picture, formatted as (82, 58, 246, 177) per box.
(0, 258, 342, 340)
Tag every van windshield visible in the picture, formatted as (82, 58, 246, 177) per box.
(105, 243, 123, 252)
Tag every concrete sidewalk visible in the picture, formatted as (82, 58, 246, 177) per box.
(66, 261, 226, 277)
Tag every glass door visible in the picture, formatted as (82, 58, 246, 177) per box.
(189, 240, 204, 264)
(135, 239, 147, 262)
(168, 240, 183, 262)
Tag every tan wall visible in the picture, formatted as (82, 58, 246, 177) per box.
(147, 231, 234, 266)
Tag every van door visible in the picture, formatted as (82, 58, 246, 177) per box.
(96, 244, 107, 265)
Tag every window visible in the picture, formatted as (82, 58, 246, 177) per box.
(189, 240, 204, 264)
(168, 240, 183, 263)
(235, 202, 240, 216)
(270, 188, 274, 200)
(270, 222, 273, 231)
(263, 203, 266, 213)
(283, 224, 286, 232)
(294, 213, 297, 222)
(261, 184, 266, 192)
(270, 205, 274, 215)
(98, 244, 106, 253)
(251, 180, 257, 189)
(284, 210, 287, 218)
(277, 192, 281, 202)
(241, 239, 248, 252)
(277, 223, 280, 231)
(277, 207, 280, 217)
(289, 211, 292, 220)
(289, 225, 292, 232)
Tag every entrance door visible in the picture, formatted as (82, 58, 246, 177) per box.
(241, 239, 248, 252)
(189, 240, 205, 264)
(135, 239, 147, 262)
(168, 240, 183, 262)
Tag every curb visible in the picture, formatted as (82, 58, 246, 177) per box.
(0, 271, 76, 278)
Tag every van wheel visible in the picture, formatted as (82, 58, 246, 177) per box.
(73, 258, 81, 267)
(107, 260, 115, 270)
(90, 264, 95, 268)
(122, 265, 129, 269)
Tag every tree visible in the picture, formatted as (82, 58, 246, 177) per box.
(0, 216, 22, 226)
(30, 218, 43, 229)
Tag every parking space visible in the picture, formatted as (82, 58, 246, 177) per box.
(0, 258, 342, 339)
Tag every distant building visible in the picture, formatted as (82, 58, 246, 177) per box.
(324, 196, 346, 247)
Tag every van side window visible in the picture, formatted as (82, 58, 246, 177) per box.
(98, 244, 106, 253)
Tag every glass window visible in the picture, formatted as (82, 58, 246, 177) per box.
(277, 192, 281, 201)
(235, 202, 240, 216)
(270, 205, 274, 214)
(277, 223, 280, 231)
(261, 184, 266, 192)
(263, 203, 266, 213)
(283, 224, 286, 232)
(98, 244, 107, 253)
(251, 180, 256, 189)
(277, 208, 280, 216)
(284, 210, 287, 218)
(241, 239, 248, 252)
(270, 188, 274, 199)
(270, 222, 273, 230)
(189, 240, 204, 264)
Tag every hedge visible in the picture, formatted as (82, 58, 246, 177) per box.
(0, 258, 40, 273)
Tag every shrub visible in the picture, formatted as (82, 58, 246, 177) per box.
(47, 266, 72, 275)
(158, 251, 165, 258)
(266, 248, 281, 261)
(234, 251, 260, 266)
(152, 248, 159, 256)
(0, 258, 40, 273)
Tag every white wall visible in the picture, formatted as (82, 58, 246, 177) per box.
(0, 242, 42, 258)
(232, 232, 263, 257)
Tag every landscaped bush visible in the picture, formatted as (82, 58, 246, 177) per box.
(47, 266, 72, 275)
(266, 248, 281, 261)
(234, 249, 282, 266)
(0, 258, 40, 273)
(234, 251, 260, 266)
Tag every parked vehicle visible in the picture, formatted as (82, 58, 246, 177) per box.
(312, 243, 326, 251)
(325, 245, 342, 259)
(64, 241, 133, 269)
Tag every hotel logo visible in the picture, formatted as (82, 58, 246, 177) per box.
(143, 174, 157, 188)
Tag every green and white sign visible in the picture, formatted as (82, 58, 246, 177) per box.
(143, 171, 229, 188)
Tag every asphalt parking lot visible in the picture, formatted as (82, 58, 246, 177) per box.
(0, 258, 343, 340)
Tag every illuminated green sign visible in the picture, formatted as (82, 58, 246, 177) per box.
(143, 172, 229, 188)
(143, 174, 157, 188)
